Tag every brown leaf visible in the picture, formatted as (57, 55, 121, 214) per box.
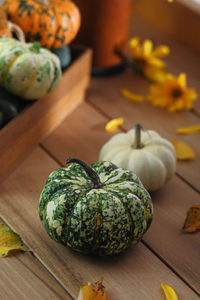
(183, 205, 200, 233)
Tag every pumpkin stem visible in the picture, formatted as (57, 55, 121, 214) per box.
(7, 21, 25, 42)
(36, 0, 49, 5)
(66, 158, 102, 189)
(135, 124, 143, 149)
(29, 42, 41, 54)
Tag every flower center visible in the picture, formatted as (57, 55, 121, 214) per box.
(133, 58, 146, 72)
(172, 88, 182, 99)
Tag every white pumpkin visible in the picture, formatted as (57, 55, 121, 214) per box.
(99, 124, 176, 192)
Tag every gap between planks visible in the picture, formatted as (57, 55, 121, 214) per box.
(87, 98, 200, 196)
(39, 101, 200, 296)
(40, 142, 200, 297)
(0, 216, 75, 300)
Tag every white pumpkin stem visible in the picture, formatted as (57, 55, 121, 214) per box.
(7, 21, 25, 42)
(36, 0, 49, 5)
(66, 158, 102, 189)
(135, 124, 143, 149)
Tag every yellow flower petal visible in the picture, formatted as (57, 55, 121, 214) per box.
(105, 117, 124, 132)
(161, 282, 178, 300)
(129, 37, 169, 82)
(176, 124, 200, 134)
(151, 45, 170, 57)
(143, 39, 153, 56)
(149, 57, 166, 68)
(178, 73, 187, 88)
(144, 66, 169, 83)
(129, 37, 139, 48)
(170, 140, 196, 160)
(0, 224, 28, 258)
(121, 88, 144, 103)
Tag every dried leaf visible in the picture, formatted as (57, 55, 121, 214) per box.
(176, 125, 200, 135)
(183, 205, 200, 233)
(121, 88, 144, 103)
(170, 140, 196, 160)
(78, 280, 108, 300)
(0, 224, 28, 258)
(161, 282, 178, 300)
(105, 118, 124, 132)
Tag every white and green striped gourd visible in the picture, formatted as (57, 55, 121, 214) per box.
(0, 38, 62, 99)
(39, 158, 153, 256)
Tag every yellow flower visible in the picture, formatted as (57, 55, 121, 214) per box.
(129, 37, 170, 82)
(147, 73, 198, 112)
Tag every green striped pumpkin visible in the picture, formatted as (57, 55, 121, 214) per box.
(39, 158, 153, 256)
(0, 38, 62, 100)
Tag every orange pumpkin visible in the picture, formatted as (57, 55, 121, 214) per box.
(0, 8, 12, 38)
(2, 0, 81, 49)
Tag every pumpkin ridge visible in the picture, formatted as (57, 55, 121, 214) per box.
(3, 52, 24, 84)
(101, 188, 134, 244)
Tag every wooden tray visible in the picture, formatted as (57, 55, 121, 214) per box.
(0, 45, 92, 183)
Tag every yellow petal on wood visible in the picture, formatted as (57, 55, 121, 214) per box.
(176, 125, 200, 135)
(121, 88, 144, 103)
(105, 118, 124, 132)
(0, 224, 28, 258)
(183, 205, 200, 233)
(78, 280, 108, 300)
(170, 140, 196, 160)
(161, 282, 178, 300)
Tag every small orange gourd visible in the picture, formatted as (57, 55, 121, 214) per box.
(2, 0, 81, 49)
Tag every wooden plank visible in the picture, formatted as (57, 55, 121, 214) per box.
(42, 102, 200, 294)
(132, 0, 200, 55)
(129, 14, 200, 114)
(87, 71, 200, 192)
(0, 146, 198, 299)
(0, 47, 92, 183)
(0, 250, 71, 300)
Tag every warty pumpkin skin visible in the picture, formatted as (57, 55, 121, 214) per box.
(39, 158, 153, 256)
(99, 124, 176, 192)
(0, 38, 62, 99)
(2, 0, 81, 49)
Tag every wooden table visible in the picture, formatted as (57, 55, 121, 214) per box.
(0, 15, 200, 300)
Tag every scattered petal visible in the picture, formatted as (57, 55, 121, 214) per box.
(170, 140, 196, 160)
(78, 280, 108, 300)
(105, 118, 124, 132)
(176, 125, 200, 135)
(121, 88, 144, 103)
(161, 282, 178, 300)
(183, 205, 200, 233)
(0, 224, 28, 258)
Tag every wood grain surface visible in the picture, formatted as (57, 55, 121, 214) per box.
(42, 102, 200, 295)
(130, 14, 200, 114)
(0, 146, 199, 300)
(88, 72, 200, 192)
(0, 47, 92, 183)
(0, 246, 71, 300)
(0, 14, 200, 300)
